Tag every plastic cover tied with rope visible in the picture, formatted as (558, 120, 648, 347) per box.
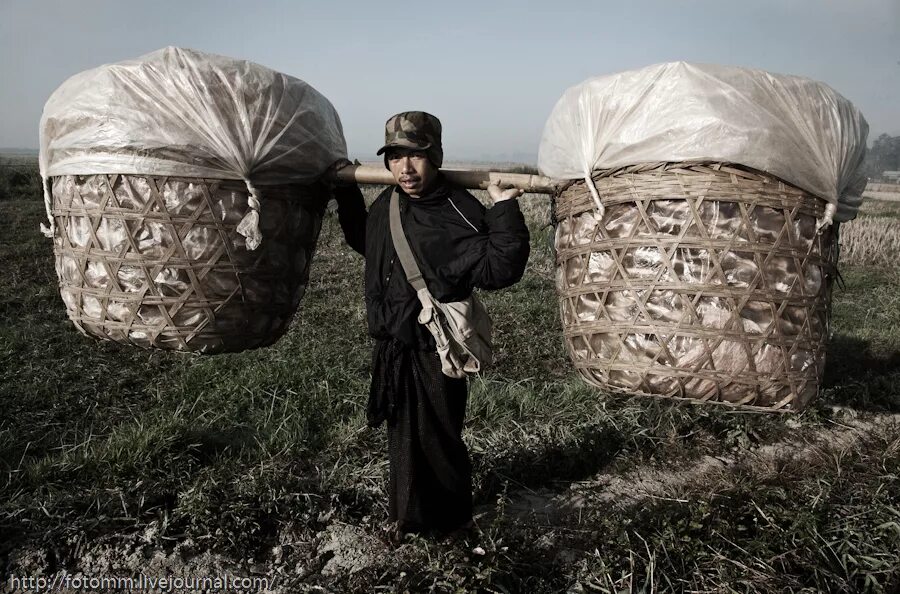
(538, 61, 869, 226)
(39, 46, 347, 249)
(540, 62, 869, 410)
(39, 47, 347, 353)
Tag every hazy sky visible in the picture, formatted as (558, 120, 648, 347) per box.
(2, 0, 898, 162)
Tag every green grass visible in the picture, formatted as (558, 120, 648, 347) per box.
(1, 176, 899, 592)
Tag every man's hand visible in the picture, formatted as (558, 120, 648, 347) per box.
(487, 184, 524, 203)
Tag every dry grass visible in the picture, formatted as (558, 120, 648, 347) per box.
(839, 217, 900, 269)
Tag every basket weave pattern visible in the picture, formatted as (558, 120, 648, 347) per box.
(555, 163, 836, 410)
(52, 174, 324, 353)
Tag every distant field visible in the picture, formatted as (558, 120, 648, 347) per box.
(863, 191, 900, 202)
(862, 181, 900, 202)
(865, 182, 900, 193)
(0, 154, 42, 202)
(0, 149, 38, 157)
(1, 167, 898, 592)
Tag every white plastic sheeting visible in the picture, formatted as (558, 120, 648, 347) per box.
(538, 62, 869, 223)
(39, 46, 347, 247)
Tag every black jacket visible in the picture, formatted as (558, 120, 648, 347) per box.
(336, 174, 530, 350)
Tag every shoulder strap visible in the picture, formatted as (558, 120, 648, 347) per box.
(389, 191, 427, 292)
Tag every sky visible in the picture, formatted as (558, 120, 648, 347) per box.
(1, 0, 898, 162)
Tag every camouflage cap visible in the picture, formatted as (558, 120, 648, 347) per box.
(376, 111, 443, 168)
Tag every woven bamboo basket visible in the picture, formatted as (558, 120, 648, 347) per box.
(51, 174, 325, 353)
(554, 162, 837, 411)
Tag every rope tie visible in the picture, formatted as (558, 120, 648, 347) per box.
(39, 175, 56, 238)
(583, 171, 605, 221)
(235, 176, 263, 250)
(816, 202, 836, 232)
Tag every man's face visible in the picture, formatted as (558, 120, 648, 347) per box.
(386, 149, 437, 198)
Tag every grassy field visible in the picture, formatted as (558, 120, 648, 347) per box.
(1, 159, 898, 593)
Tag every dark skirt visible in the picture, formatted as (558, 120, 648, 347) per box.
(367, 339, 473, 533)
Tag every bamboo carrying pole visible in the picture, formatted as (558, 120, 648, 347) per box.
(334, 164, 561, 195)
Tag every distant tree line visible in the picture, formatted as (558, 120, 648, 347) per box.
(864, 133, 900, 180)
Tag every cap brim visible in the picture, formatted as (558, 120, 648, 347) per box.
(376, 139, 433, 156)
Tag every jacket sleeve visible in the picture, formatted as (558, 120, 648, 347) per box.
(466, 199, 531, 291)
(334, 184, 367, 256)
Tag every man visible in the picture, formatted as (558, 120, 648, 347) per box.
(334, 111, 530, 537)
